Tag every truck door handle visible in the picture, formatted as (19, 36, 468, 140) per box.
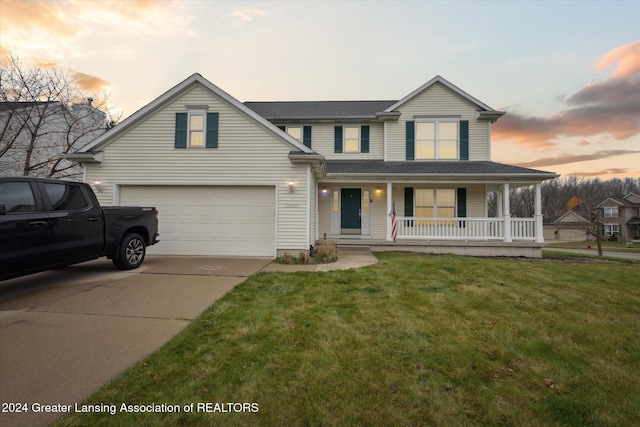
(29, 221, 47, 227)
(88, 217, 101, 222)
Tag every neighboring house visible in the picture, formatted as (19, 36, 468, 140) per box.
(543, 211, 590, 242)
(0, 100, 106, 178)
(67, 73, 558, 258)
(597, 193, 640, 241)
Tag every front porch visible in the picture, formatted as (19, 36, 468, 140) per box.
(316, 181, 547, 257)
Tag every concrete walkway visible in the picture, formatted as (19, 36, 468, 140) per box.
(261, 253, 378, 272)
(544, 247, 640, 261)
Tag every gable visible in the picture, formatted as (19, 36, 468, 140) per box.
(624, 193, 640, 204)
(78, 74, 312, 155)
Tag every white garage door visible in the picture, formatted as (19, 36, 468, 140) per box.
(120, 186, 275, 256)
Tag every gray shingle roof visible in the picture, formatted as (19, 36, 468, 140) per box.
(325, 160, 557, 178)
(244, 101, 397, 120)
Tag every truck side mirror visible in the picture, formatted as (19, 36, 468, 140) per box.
(0, 203, 5, 215)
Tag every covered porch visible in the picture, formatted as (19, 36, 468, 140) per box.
(316, 160, 557, 257)
(388, 183, 543, 243)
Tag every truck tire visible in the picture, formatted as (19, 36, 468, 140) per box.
(113, 233, 146, 270)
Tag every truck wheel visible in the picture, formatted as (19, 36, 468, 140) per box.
(113, 233, 146, 270)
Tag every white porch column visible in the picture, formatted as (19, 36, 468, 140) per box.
(496, 190, 503, 218)
(503, 183, 512, 242)
(535, 183, 544, 243)
(386, 182, 393, 241)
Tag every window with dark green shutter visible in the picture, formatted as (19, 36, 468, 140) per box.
(175, 113, 187, 148)
(303, 126, 312, 148)
(459, 121, 469, 160)
(334, 126, 343, 153)
(206, 112, 219, 148)
(175, 111, 219, 148)
(406, 121, 415, 160)
(361, 126, 369, 153)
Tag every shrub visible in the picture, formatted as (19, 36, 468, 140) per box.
(298, 252, 311, 264)
(314, 243, 338, 263)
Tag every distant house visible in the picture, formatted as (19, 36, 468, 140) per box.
(543, 211, 590, 241)
(597, 193, 640, 241)
(66, 73, 558, 258)
(0, 100, 106, 178)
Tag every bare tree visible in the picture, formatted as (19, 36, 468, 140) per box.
(0, 54, 119, 178)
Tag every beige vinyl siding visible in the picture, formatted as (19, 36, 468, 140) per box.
(386, 83, 491, 161)
(309, 123, 384, 160)
(85, 83, 310, 251)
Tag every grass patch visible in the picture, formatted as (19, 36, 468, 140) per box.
(56, 254, 640, 426)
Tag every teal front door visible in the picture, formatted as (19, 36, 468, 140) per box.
(341, 188, 361, 234)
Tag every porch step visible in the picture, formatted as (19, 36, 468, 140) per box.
(336, 245, 372, 255)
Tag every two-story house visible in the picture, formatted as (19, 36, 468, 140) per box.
(597, 193, 640, 241)
(68, 73, 557, 258)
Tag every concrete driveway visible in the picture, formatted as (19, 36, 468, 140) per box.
(0, 256, 271, 427)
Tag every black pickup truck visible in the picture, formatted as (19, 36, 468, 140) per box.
(0, 176, 159, 281)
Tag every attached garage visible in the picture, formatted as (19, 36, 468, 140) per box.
(119, 185, 276, 256)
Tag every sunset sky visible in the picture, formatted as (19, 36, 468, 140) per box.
(1, 0, 638, 179)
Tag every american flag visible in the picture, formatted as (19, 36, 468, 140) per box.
(391, 201, 397, 242)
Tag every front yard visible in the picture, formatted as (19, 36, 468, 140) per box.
(57, 253, 639, 426)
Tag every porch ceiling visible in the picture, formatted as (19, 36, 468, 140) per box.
(324, 160, 558, 182)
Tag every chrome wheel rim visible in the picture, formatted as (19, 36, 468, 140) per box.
(125, 238, 144, 264)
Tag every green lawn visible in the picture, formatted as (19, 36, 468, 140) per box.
(57, 253, 640, 426)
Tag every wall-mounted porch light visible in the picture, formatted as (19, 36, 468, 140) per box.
(288, 181, 295, 193)
(94, 180, 104, 192)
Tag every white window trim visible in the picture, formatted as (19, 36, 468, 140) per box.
(343, 125, 360, 153)
(604, 224, 620, 236)
(188, 109, 207, 147)
(415, 119, 459, 160)
(603, 207, 619, 218)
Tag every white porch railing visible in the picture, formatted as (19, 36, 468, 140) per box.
(395, 217, 537, 241)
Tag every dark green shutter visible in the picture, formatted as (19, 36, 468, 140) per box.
(206, 112, 219, 148)
(457, 187, 467, 228)
(334, 126, 343, 153)
(406, 121, 415, 160)
(457, 188, 467, 217)
(361, 125, 369, 153)
(459, 120, 469, 160)
(405, 187, 414, 227)
(174, 113, 187, 148)
(277, 125, 286, 131)
(303, 126, 312, 148)
(404, 187, 414, 216)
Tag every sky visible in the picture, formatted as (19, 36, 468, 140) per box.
(1, 0, 639, 179)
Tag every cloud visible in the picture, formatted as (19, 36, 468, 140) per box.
(224, 8, 269, 23)
(513, 149, 640, 168)
(493, 41, 640, 149)
(573, 168, 629, 177)
(0, 0, 192, 60)
(596, 40, 640, 79)
(72, 72, 109, 92)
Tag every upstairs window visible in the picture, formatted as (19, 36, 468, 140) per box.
(406, 120, 468, 161)
(344, 126, 360, 152)
(189, 112, 205, 147)
(175, 111, 219, 149)
(603, 207, 619, 217)
(286, 126, 302, 142)
(334, 125, 369, 153)
(416, 121, 458, 159)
